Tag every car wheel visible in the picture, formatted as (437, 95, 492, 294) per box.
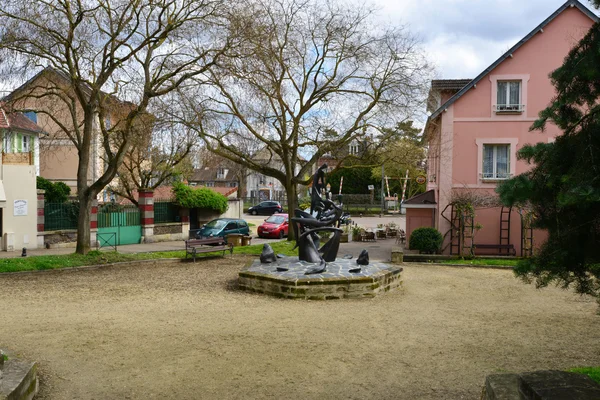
(252, 210, 258, 215)
(279, 230, 284, 239)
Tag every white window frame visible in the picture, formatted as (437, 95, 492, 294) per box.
(205, 181, 215, 187)
(22, 135, 31, 153)
(490, 75, 529, 118)
(475, 138, 518, 185)
(482, 144, 511, 180)
(3, 132, 13, 153)
(217, 167, 226, 179)
(349, 142, 359, 155)
(495, 80, 523, 112)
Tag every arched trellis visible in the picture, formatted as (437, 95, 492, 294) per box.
(441, 190, 501, 257)
(518, 206, 536, 258)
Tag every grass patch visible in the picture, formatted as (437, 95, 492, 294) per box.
(234, 240, 297, 256)
(0, 250, 186, 273)
(0, 241, 298, 274)
(439, 258, 519, 267)
(568, 367, 600, 384)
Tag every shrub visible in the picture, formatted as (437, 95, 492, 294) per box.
(409, 227, 443, 254)
(172, 182, 228, 214)
(37, 176, 71, 203)
(298, 196, 311, 210)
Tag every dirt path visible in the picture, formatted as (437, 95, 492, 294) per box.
(1, 257, 599, 399)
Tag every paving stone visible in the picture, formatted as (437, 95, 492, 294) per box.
(519, 370, 600, 400)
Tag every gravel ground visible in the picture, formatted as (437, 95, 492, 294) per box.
(1, 257, 599, 399)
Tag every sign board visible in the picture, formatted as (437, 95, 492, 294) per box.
(415, 175, 427, 185)
(14, 199, 28, 216)
(367, 185, 375, 190)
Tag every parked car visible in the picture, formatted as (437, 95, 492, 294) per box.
(247, 201, 283, 215)
(257, 213, 289, 239)
(195, 218, 250, 241)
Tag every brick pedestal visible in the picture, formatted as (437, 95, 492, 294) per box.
(90, 199, 98, 247)
(37, 189, 45, 248)
(139, 189, 154, 242)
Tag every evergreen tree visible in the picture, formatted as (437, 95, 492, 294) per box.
(497, 22, 600, 297)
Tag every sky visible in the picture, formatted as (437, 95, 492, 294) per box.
(368, 0, 598, 80)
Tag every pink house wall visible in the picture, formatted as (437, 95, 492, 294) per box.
(430, 5, 595, 255)
(405, 208, 436, 248)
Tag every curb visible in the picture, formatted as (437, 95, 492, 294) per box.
(0, 257, 187, 276)
(403, 262, 515, 270)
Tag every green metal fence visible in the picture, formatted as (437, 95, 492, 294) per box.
(44, 202, 79, 231)
(154, 200, 180, 223)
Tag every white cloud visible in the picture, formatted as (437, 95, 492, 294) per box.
(366, 0, 598, 79)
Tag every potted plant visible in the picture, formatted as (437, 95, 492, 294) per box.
(352, 225, 362, 242)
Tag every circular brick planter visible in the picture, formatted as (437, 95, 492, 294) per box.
(239, 257, 403, 300)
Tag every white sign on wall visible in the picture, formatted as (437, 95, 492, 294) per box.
(14, 199, 28, 216)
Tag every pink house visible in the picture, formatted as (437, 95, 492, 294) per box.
(409, 0, 598, 256)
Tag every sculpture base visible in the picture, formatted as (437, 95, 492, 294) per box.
(238, 257, 403, 300)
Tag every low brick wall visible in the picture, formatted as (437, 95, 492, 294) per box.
(239, 262, 403, 300)
(153, 223, 183, 236)
(38, 230, 78, 249)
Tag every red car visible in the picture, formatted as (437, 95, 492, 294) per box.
(257, 213, 289, 239)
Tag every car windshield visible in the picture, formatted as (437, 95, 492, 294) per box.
(205, 220, 226, 229)
(266, 215, 285, 224)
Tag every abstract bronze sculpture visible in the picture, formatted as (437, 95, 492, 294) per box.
(291, 164, 344, 274)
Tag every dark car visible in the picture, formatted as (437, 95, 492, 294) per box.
(195, 218, 250, 241)
(248, 201, 283, 216)
(257, 213, 289, 239)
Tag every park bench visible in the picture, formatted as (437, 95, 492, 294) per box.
(474, 244, 516, 256)
(185, 237, 233, 262)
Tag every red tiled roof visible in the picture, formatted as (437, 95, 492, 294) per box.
(431, 79, 472, 91)
(207, 186, 238, 197)
(0, 102, 43, 134)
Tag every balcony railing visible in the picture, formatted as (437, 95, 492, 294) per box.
(481, 172, 512, 180)
(2, 151, 33, 165)
(494, 104, 525, 113)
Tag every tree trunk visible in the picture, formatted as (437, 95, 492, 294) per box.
(285, 181, 298, 241)
(75, 111, 95, 255)
(75, 191, 93, 254)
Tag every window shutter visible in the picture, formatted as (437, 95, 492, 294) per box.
(16, 134, 22, 152)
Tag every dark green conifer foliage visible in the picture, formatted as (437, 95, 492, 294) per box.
(497, 22, 600, 297)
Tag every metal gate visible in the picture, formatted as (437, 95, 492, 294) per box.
(97, 204, 142, 246)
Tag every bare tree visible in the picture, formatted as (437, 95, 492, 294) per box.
(177, 0, 432, 238)
(0, 0, 231, 253)
(109, 105, 199, 206)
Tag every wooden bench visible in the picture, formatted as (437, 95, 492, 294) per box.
(474, 244, 516, 256)
(185, 238, 233, 262)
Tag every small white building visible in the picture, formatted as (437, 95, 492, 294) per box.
(0, 104, 42, 251)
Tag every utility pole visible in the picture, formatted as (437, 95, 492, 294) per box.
(381, 164, 385, 215)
